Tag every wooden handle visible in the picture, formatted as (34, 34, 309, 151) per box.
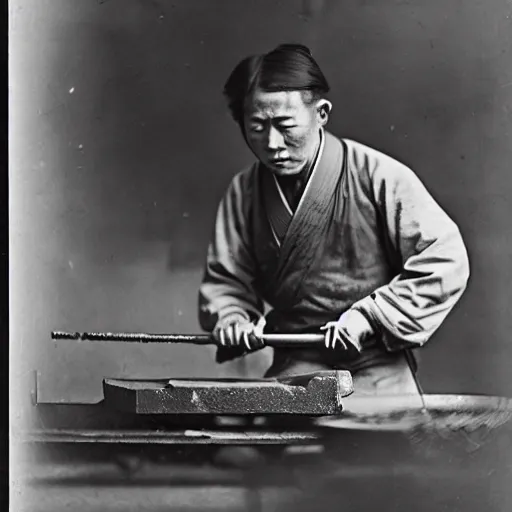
(51, 331, 325, 347)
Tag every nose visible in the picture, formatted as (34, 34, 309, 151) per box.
(267, 126, 285, 151)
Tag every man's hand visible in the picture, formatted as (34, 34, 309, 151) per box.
(320, 309, 373, 352)
(213, 315, 266, 351)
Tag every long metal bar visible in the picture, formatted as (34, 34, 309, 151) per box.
(21, 428, 320, 445)
(52, 331, 325, 347)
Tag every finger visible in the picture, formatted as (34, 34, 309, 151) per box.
(224, 325, 231, 347)
(227, 324, 237, 347)
(249, 332, 264, 349)
(232, 323, 240, 346)
(325, 326, 333, 349)
(335, 331, 348, 351)
(340, 328, 353, 350)
(333, 326, 340, 349)
(219, 328, 226, 347)
(243, 331, 251, 351)
(332, 332, 341, 350)
(330, 328, 338, 349)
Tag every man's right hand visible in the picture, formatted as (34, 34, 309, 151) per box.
(213, 315, 266, 351)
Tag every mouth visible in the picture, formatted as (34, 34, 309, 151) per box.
(269, 158, 291, 166)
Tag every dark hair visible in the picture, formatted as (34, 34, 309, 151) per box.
(223, 44, 330, 127)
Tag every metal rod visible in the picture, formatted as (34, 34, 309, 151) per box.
(21, 428, 320, 445)
(52, 331, 325, 347)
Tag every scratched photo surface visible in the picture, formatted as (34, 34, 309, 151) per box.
(9, 1, 512, 511)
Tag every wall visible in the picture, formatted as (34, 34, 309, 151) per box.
(9, 0, 512, 423)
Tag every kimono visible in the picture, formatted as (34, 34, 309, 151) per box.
(198, 130, 470, 373)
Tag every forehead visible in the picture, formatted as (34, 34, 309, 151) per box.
(245, 89, 309, 118)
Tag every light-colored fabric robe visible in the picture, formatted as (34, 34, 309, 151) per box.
(198, 131, 470, 370)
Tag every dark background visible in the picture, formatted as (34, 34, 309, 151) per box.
(9, 0, 512, 423)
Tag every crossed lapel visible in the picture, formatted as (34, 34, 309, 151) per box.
(259, 131, 345, 306)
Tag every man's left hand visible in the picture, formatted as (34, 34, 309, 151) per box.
(320, 309, 373, 352)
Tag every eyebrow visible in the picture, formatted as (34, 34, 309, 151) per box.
(250, 115, 294, 122)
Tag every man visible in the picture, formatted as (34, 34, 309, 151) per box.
(198, 44, 470, 403)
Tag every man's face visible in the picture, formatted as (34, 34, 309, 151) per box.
(243, 89, 324, 176)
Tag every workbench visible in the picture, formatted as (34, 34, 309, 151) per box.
(17, 392, 512, 512)
(15, 332, 512, 512)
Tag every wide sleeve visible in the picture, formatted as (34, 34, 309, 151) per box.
(198, 168, 265, 333)
(352, 149, 470, 352)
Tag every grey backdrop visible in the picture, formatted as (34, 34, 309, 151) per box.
(9, 0, 512, 422)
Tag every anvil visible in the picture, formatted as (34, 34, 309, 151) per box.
(103, 371, 353, 416)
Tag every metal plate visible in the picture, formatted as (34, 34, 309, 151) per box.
(102, 371, 353, 416)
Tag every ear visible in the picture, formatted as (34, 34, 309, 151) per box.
(315, 99, 333, 126)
